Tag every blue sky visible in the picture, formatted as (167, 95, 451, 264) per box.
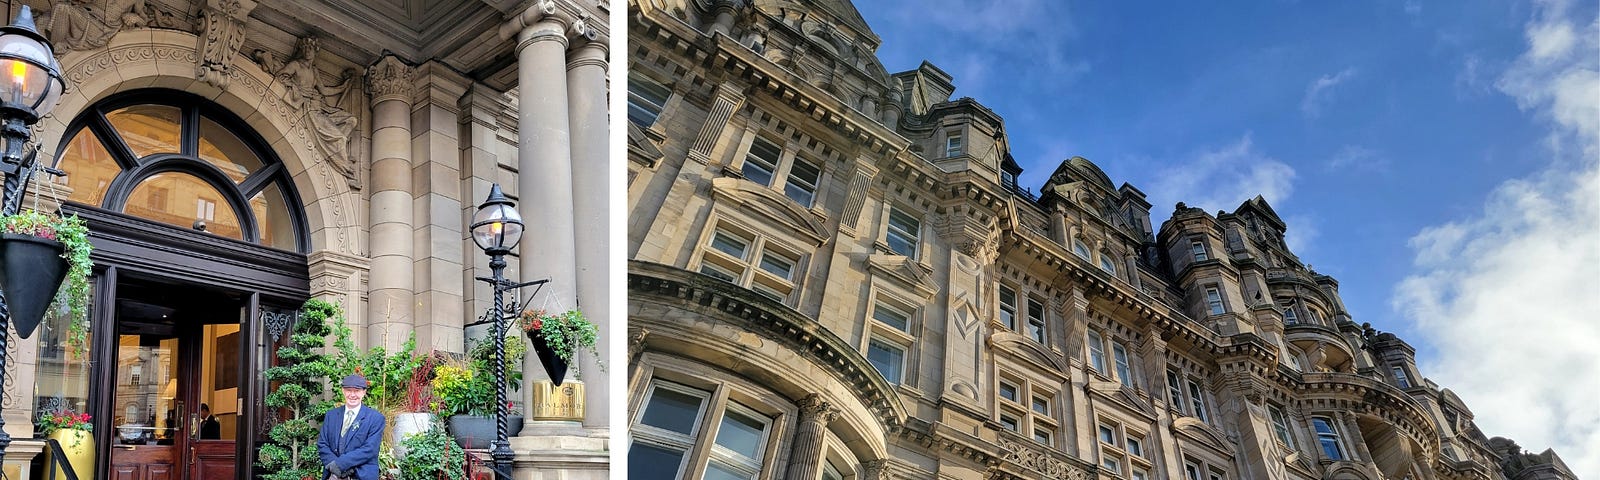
(855, 0, 1598, 474)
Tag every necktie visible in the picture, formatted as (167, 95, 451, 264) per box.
(341, 408, 357, 436)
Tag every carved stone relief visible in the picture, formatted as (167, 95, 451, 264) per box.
(997, 437, 1092, 479)
(39, 0, 150, 52)
(195, 0, 257, 88)
(366, 55, 415, 103)
(253, 37, 364, 190)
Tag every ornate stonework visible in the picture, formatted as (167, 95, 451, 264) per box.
(195, 0, 257, 88)
(997, 437, 1092, 480)
(366, 55, 415, 104)
(39, 0, 150, 51)
(253, 37, 364, 190)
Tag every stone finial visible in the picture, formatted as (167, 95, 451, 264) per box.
(366, 55, 415, 104)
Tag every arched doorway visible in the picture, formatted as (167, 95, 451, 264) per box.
(37, 89, 311, 480)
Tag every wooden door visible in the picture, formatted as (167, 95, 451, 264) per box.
(106, 322, 189, 480)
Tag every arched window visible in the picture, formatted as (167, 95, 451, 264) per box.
(52, 90, 308, 252)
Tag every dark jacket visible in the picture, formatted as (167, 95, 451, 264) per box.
(315, 406, 385, 480)
(199, 415, 221, 439)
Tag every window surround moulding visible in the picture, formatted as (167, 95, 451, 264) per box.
(707, 178, 830, 247)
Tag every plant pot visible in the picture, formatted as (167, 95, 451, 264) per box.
(43, 429, 94, 480)
(445, 414, 523, 450)
(389, 412, 434, 458)
(0, 233, 68, 339)
(526, 332, 570, 386)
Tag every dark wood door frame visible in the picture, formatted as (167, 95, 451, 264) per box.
(71, 205, 309, 480)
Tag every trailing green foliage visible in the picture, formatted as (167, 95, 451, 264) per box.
(432, 332, 523, 417)
(257, 299, 339, 480)
(0, 209, 93, 354)
(518, 309, 601, 367)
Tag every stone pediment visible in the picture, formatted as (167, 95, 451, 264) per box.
(990, 335, 1068, 373)
(1173, 417, 1236, 455)
(710, 177, 829, 245)
(865, 253, 937, 299)
(1085, 381, 1158, 419)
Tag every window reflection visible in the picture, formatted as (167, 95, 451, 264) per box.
(106, 105, 182, 159)
(53, 128, 118, 208)
(250, 184, 294, 250)
(198, 116, 261, 184)
(127, 172, 242, 240)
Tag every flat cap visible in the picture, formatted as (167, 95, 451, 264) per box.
(340, 374, 368, 389)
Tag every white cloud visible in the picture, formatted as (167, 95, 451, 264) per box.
(1404, 0, 1422, 16)
(1147, 133, 1298, 217)
(1397, 0, 1600, 476)
(1300, 68, 1358, 119)
(1327, 144, 1388, 172)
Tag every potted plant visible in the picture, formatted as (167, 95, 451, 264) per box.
(38, 405, 94, 480)
(395, 420, 465, 480)
(517, 309, 600, 385)
(0, 209, 91, 351)
(433, 337, 524, 449)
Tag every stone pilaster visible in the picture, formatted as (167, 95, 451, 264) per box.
(784, 394, 840, 480)
(838, 161, 878, 236)
(411, 63, 469, 354)
(366, 54, 416, 350)
(688, 82, 746, 165)
(512, 17, 578, 404)
(566, 37, 609, 430)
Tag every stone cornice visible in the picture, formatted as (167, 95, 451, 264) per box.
(628, 260, 909, 432)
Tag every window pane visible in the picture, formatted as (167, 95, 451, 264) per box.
(1191, 241, 1208, 261)
(867, 339, 904, 384)
(628, 443, 686, 480)
(126, 172, 243, 240)
(54, 128, 120, 207)
(703, 462, 753, 480)
(873, 302, 909, 331)
(1126, 437, 1142, 456)
(999, 382, 1017, 402)
(999, 415, 1018, 431)
(701, 264, 738, 282)
(998, 285, 1017, 330)
(250, 183, 297, 251)
(784, 158, 820, 206)
(710, 231, 748, 259)
(1087, 331, 1105, 373)
(1033, 428, 1050, 444)
(1188, 381, 1208, 421)
(197, 116, 263, 184)
(628, 77, 672, 127)
(1167, 371, 1185, 412)
(1206, 287, 1225, 315)
(106, 105, 182, 158)
(886, 208, 919, 257)
(1100, 255, 1117, 273)
(713, 407, 767, 460)
(33, 280, 94, 430)
(1113, 342, 1132, 385)
(822, 461, 844, 480)
(1026, 298, 1045, 343)
(639, 387, 704, 435)
(1099, 425, 1115, 444)
(1072, 240, 1090, 259)
(742, 139, 780, 186)
(1031, 396, 1048, 414)
(758, 252, 794, 280)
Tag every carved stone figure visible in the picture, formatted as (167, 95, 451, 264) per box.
(39, 0, 150, 51)
(195, 0, 256, 88)
(254, 38, 362, 189)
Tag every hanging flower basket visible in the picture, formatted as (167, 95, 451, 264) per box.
(517, 309, 599, 386)
(0, 210, 91, 348)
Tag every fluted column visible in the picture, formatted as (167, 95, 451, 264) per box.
(366, 55, 416, 349)
(567, 35, 609, 430)
(784, 394, 839, 480)
(513, 17, 578, 400)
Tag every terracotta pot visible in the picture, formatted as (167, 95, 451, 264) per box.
(43, 429, 94, 480)
(0, 233, 68, 339)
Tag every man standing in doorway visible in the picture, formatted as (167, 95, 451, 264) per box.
(316, 374, 385, 480)
(198, 403, 221, 439)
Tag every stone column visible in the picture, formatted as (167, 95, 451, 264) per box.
(566, 35, 609, 430)
(366, 54, 416, 350)
(411, 63, 469, 354)
(512, 17, 579, 407)
(705, 0, 738, 37)
(784, 394, 839, 480)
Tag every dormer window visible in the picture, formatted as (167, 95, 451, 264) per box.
(1392, 366, 1412, 388)
(1283, 307, 1298, 325)
(945, 130, 963, 157)
(1072, 239, 1091, 259)
(1190, 240, 1208, 261)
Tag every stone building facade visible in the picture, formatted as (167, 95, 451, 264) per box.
(1, 0, 610, 478)
(624, 1, 1574, 479)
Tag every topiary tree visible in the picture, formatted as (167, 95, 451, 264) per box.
(258, 299, 341, 480)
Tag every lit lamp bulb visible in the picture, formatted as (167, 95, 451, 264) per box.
(9, 60, 24, 104)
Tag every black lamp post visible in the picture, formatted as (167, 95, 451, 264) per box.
(0, 5, 65, 465)
(469, 184, 524, 480)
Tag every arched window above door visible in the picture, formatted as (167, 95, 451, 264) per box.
(52, 90, 308, 252)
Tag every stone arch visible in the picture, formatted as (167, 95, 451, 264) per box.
(39, 28, 358, 256)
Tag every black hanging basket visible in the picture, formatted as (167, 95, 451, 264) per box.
(526, 331, 570, 386)
(0, 233, 68, 339)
